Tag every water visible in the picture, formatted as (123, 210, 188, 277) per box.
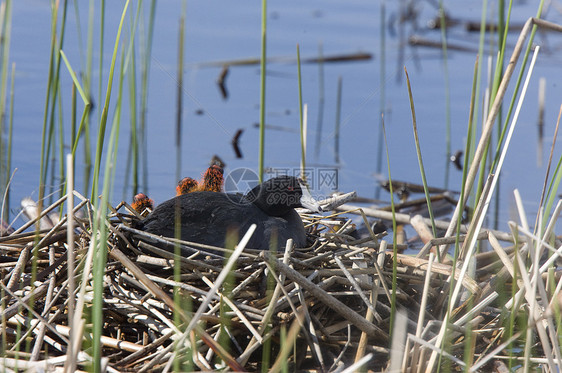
(4, 1, 562, 233)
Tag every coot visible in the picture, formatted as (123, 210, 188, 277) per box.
(200, 165, 224, 192)
(131, 193, 154, 217)
(176, 165, 224, 195)
(176, 177, 199, 196)
(139, 176, 322, 251)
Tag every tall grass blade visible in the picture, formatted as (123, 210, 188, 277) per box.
(380, 115, 398, 336)
(258, 0, 267, 182)
(296, 44, 306, 180)
(139, 1, 157, 192)
(2, 63, 15, 223)
(57, 87, 65, 201)
(46, 0, 68, 205)
(375, 0, 386, 200)
(70, 1, 134, 365)
(334, 76, 342, 164)
(38, 0, 62, 225)
(92, 36, 129, 371)
(542, 106, 562, 226)
(90, 0, 130, 199)
(314, 42, 324, 159)
(126, 4, 139, 197)
(60, 50, 91, 162)
(175, 1, 186, 185)
(403, 66, 437, 238)
(82, 0, 95, 195)
(173, 3, 187, 370)
(438, 0, 451, 190)
(0, 0, 12, 182)
(97, 0, 105, 123)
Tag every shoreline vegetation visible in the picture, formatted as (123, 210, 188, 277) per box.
(1, 1, 562, 371)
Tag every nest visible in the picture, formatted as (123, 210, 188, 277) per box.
(1, 190, 561, 372)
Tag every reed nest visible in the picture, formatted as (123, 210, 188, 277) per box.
(1, 190, 561, 372)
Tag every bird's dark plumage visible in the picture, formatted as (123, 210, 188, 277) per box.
(138, 176, 321, 252)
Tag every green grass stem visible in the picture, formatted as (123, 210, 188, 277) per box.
(334, 76, 342, 164)
(375, 0, 386, 200)
(490, 2, 543, 176)
(71, 0, 85, 69)
(175, 1, 186, 185)
(57, 87, 64, 200)
(4, 63, 14, 223)
(126, 4, 139, 197)
(452, 55, 479, 259)
(82, 0, 95, 195)
(380, 115, 398, 340)
(438, 0, 451, 190)
(314, 41, 324, 159)
(542, 106, 562, 228)
(403, 66, 437, 239)
(473, 7, 493, 221)
(296, 44, 306, 180)
(269, 315, 302, 373)
(97, 0, 105, 123)
(119, 0, 142, 200)
(173, 2, 187, 370)
(47, 0, 68, 203)
(71, 83, 77, 157)
(32, 1, 67, 329)
(139, 1, 157, 192)
(38, 0, 62, 214)
(60, 50, 91, 161)
(90, 0, 130, 200)
(258, 0, 267, 182)
(92, 36, 128, 372)
(489, 0, 513, 115)
(0, 0, 12, 156)
(433, 55, 479, 372)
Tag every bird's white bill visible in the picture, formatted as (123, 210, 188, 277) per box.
(299, 181, 323, 213)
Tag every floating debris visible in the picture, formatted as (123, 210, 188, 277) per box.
(450, 149, 464, 170)
(217, 65, 229, 99)
(232, 128, 244, 159)
(191, 51, 373, 69)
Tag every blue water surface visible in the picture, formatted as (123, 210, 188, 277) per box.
(5, 0, 562, 233)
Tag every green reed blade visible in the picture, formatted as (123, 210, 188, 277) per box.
(91, 0, 130, 200)
(139, 0, 156, 193)
(404, 66, 437, 239)
(258, 0, 267, 182)
(92, 28, 128, 373)
(380, 115, 398, 338)
(296, 44, 306, 181)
